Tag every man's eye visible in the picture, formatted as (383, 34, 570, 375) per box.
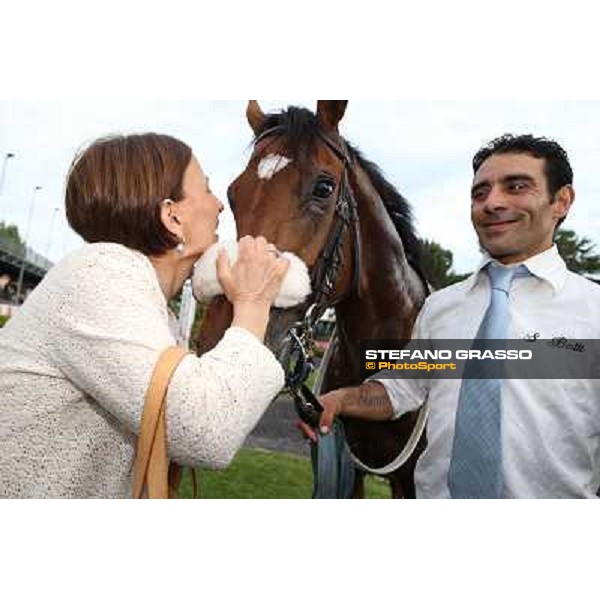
(508, 181, 528, 192)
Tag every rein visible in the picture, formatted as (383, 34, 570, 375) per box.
(253, 126, 362, 426)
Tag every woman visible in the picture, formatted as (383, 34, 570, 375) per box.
(0, 133, 289, 498)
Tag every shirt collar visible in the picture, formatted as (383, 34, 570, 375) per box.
(466, 245, 567, 294)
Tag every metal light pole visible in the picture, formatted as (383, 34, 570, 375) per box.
(16, 185, 42, 304)
(0, 153, 15, 223)
(0, 152, 15, 197)
(46, 207, 59, 257)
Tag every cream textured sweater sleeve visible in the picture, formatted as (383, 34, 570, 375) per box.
(44, 244, 284, 469)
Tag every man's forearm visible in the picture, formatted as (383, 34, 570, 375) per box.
(339, 381, 394, 421)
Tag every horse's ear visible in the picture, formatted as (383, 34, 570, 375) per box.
(246, 100, 265, 134)
(316, 100, 348, 132)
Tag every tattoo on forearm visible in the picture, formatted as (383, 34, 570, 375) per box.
(358, 383, 389, 409)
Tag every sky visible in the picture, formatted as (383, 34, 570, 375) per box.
(1, 99, 599, 274)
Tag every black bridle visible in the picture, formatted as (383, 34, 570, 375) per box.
(252, 125, 362, 426)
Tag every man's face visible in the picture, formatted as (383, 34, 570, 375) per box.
(471, 152, 568, 264)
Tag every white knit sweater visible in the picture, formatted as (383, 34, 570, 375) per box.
(0, 243, 285, 498)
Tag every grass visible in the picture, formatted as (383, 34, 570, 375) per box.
(176, 448, 391, 499)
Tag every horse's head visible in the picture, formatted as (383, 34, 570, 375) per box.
(226, 100, 358, 350)
(229, 101, 348, 258)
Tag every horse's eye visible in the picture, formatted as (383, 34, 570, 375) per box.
(313, 178, 335, 199)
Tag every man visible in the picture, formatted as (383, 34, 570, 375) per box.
(306, 134, 600, 498)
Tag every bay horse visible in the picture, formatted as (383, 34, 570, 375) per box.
(197, 100, 429, 498)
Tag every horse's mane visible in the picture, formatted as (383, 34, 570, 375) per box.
(255, 106, 423, 271)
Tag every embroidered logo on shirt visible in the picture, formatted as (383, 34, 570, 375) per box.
(548, 337, 586, 353)
(522, 332, 585, 352)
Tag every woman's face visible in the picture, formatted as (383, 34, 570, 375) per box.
(177, 156, 224, 257)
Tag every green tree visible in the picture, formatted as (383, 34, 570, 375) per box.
(0, 221, 23, 248)
(420, 239, 470, 289)
(555, 229, 600, 276)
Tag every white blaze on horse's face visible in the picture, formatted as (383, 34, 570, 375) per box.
(257, 154, 292, 180)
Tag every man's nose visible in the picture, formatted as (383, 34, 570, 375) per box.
(483, 185, 508, 212)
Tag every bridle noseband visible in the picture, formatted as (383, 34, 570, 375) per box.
(251, 125, 363, 426)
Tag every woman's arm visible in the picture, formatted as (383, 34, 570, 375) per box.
(165, 326, 283, 467)
(47, 244, 284, 469)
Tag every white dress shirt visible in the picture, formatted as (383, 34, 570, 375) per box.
(374, 245, 600, 498)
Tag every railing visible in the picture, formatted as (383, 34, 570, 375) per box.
(0, 234, 53, 273)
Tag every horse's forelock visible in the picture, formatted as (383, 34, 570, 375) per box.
(254, 106, 321, 161)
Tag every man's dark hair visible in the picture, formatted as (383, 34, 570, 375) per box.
(472, 134, 573, 229)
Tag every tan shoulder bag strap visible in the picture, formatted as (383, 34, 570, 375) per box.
(133, 346, 192, 499)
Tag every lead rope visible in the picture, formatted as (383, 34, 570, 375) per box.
(311, 420, 355, 499)
(314, 329, 429, 479)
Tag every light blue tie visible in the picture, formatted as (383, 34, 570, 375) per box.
(448, 263, 528, 499)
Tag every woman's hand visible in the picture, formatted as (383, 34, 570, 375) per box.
(217, 236, 289, 306)
(216, 236, 289, 341)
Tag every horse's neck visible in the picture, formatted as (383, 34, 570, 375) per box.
(334, 164, 426, 376)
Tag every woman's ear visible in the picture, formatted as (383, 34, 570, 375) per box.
(160, 199, 183, 237)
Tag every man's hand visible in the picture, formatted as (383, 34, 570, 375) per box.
(296, 382, 394, 442)
(296, 388, 356, 442)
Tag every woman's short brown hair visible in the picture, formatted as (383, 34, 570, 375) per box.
(66, 133, 192, 255)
